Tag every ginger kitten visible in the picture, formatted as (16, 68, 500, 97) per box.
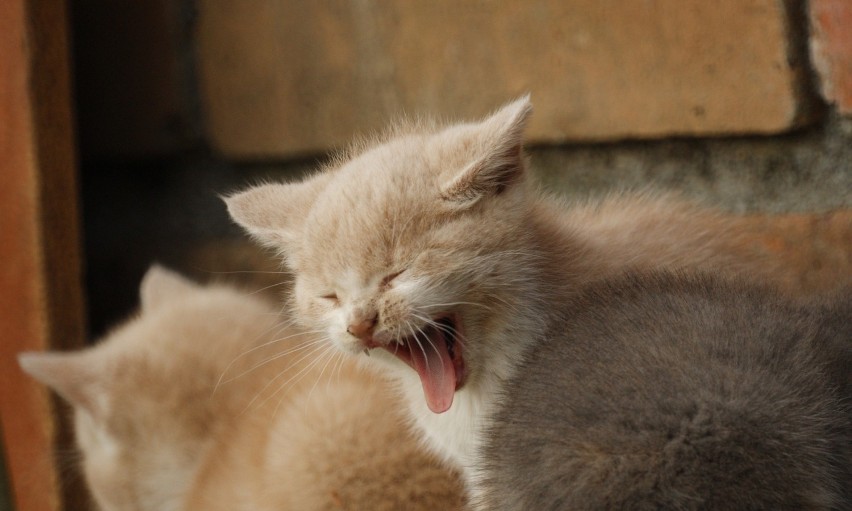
(19, 266, 464, 511)
(225, 96, 849, 504)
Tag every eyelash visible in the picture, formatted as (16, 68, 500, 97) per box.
(319, 269, 406, 304)
(380, 269, 405, 289)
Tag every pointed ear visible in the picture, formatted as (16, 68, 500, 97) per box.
(441, 95, 532, 207)
(140, 264, 200, 311)
(224, 172, 332, 252)
(18, 351, 104, 416)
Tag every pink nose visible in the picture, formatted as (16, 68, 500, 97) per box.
(347, 315, 377, 341)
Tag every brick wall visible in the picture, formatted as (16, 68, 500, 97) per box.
(75, 1, 852, 334)
(191, 0, 849, 158)
(76, 0, 852, 160)
(810, 0, 852, 113)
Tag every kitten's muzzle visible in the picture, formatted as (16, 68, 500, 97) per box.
(346, 314, 378, 341)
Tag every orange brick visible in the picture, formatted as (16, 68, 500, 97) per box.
(810, 0, 852, 114)
(741, 211, 852, 294)
(197, 0, 812, 158)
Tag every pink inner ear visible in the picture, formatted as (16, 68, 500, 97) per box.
(441, 97, 532, 205)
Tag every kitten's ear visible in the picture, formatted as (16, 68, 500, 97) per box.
(224, 173, 332, 252)
(441, 95, 532, 207)
(140, 265, 199, 311)
(18, 351, 103, 416)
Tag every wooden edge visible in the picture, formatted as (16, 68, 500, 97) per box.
(0, 0, 87, 510)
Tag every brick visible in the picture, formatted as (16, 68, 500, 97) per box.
(741, 210, 852, 294)
(809, 0, 852, 114)
(197, 0, 810, 158)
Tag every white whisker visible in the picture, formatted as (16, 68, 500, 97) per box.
(405, 321, 433, 373)
(218, 336, 329, 388)
(240, 342, 330, 414)
(214, 328, 327, 390)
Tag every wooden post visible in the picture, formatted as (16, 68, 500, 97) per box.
(0, 0, 86, 510)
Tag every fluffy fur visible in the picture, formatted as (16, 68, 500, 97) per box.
(480, 271, 851, 510)
(19, 266, 464, 511)
(225, 97, 850, 504)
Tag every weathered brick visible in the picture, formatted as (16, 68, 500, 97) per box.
(810, 0, 852, 114)
(741, 210, 852, 294)
(197, 0, 811, 158)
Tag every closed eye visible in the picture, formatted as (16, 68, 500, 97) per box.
(321, 293, 339, 305)
(380, 269, 406, 289)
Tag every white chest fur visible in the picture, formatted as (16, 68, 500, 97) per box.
(395, 367, 509, 491)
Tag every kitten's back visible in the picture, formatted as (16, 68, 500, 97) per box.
(20, 267, 465, 511)
(480, 272, 851, 510)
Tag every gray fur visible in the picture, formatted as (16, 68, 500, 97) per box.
(480, 272, 851, 510)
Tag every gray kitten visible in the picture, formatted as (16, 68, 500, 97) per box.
(479, 272, 851, 510)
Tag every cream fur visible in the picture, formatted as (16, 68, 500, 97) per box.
(226, 97, 799, 495)
(19, 266, 464, 511)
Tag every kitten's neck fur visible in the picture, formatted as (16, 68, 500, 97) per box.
(391, 197, 625, 470)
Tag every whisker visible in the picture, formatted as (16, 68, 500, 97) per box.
(214, 328, 327, 392)
(194, 268, 292, 275)
(421, 301, 492, 311)
(212, 318, 299, 392)
(414, 321, 447, 376)
(411, 313, 464, 352)
(245, 280, 294, 297)
(217, 336, 329, 388)
(405, 321, 432, 373)
(240, 342, 330, 414)
(270, 345, 338, 417)
(329, 351, 346, 393)
(308, 349, 341, 404)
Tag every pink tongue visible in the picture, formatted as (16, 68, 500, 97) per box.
(410, 335, 456, 414)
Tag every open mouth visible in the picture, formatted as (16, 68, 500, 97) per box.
(378, 314, 466, 414)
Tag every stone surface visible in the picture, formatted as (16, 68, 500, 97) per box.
(196, 0, 811, 158)
(530, 113, 852, 215)
(809, 0, 852, 114)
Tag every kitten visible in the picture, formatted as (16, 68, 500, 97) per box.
(225, 97, 848, 499)
(479, 271, 851, 510)
(19, 266, 464, 511)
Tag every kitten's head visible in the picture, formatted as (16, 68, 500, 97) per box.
(227, 97, 537, 414)
(19, 266, 276, 511)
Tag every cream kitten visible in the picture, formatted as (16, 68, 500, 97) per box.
(225, 97, 826, 494)
(19, 266, 464, 511)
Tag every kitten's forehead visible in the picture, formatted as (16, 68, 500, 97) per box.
(316, 126, 478, 208)
(301, 136, 451, 271)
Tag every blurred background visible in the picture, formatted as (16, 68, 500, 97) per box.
(2, 1, 850, 509)
(77, 0, 852, 337)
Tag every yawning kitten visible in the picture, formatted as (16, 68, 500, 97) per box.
(19, 266, 464, 511)
(225, 97, 839, 496)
